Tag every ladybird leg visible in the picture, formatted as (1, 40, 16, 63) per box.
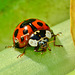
(17, 46, 27, 58)
(53, 34, 63, 47)
(47, 44, 51, 51)
(56, 32, 62, 36)
(40, 49, 46, 54)
(47, 40, 54, 51)
(34, 45, 46, 54)
(35, 48, 46, 54)
(5, 45, 14, 48)
(17, 49, 25, 58)
(34, 45, 39, 52)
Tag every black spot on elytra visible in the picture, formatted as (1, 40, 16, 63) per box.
(37, 22, 43, 26)
(21, 37, 24, 42)
(29, 23, 37, 32)
(23, 29, 28, 34)
(45, 23, 48, 26)
(14, 29, 18, 37)
(20, 19, 36, 28)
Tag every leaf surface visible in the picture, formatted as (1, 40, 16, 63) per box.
(0, 19, 75, 75)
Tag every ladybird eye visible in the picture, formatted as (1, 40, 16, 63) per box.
(21, 37, 24, 42)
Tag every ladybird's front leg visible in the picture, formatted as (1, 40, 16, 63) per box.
(53, 33, 63, 47)
(17, 46, 27, 58)
(5, 45, 14, 48)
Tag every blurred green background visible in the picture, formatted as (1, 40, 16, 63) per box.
(0, 0, 75, 75)
(0, 0, 70, 51)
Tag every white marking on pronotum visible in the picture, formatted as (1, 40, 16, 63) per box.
(28, 39, 38, 47)
(46, 30, 52, 38)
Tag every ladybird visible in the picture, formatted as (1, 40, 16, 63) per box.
(13, 19, 50, 48)
(6, 18, 63, 58)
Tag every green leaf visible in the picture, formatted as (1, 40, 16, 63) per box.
(67, 70, 75, 75)
(0, 0, 74, 75)
(0, 19, 75, 75)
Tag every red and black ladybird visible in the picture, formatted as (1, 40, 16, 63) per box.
(6, 18, 63, 58)
(13, 19, 50, 48)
